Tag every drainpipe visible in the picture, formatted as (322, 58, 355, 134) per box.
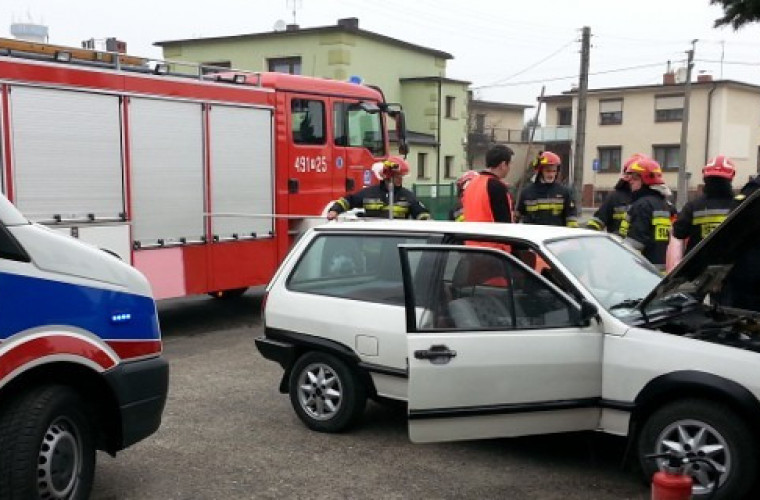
(704, 81, 718, 165)
(436, 77, 442, 190)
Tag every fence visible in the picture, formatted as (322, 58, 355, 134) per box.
(412, 183, 457, 220)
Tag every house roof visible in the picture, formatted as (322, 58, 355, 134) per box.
(470, 99, 533, 110)
(154, 20, 453, 60)
(541, 79, 760, 102)
(399, 76, 471, 85)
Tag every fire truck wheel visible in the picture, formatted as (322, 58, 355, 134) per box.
(288, 351, 366, 433)
(0, 385, 96, 500)
(208, 287, 248, 299)
(637, 398, 757, 500)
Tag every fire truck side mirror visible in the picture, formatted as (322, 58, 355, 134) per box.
(392, 111, 409, 156)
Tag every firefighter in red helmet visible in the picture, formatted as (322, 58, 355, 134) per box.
(619, 155, 676, 271)
(449, 170, 479, 221)
(327, 156, 430, 220)
(585, 154, 641, 234)
(673, 155, 737, 255)
(516, 151, 578, 227)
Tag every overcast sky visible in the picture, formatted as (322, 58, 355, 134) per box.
(6, 0, 760, 115)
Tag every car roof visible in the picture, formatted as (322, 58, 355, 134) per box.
(313, 220, 597, 243)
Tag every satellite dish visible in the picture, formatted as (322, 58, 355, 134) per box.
(273, 19, 286, 31)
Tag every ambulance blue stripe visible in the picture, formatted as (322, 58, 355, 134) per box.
(0, 272, 159, 341)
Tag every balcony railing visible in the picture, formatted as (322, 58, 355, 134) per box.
(531, 126, 574, 143)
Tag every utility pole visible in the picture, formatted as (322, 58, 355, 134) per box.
(572, 26, 590, 210)
(677, 40, 696, 210)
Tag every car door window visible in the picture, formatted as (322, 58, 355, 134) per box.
(0, 223, 28, 262)
(287, 234, 426, 305)
(403, 247, 578, 331)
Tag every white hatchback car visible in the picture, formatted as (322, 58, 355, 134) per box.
(256, 191, 760, 500)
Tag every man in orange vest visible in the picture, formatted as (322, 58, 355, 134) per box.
(462, 145, 515, 223)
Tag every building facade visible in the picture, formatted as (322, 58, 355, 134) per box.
(541, 75, 760, 206)
(155, 18, 470, 187)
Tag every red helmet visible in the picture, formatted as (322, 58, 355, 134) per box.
(533, 151, 561, 170)
(624, 156, 664, 186)
(456, 170, 479, 191)
(623, 153, 649, 172)
(372, 156, 409, 180)
(702, 155, 736, 180)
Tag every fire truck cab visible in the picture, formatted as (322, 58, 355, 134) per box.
(0, 37, 407, 299)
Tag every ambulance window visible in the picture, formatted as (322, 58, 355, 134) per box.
(0, 224, 29, 262)
(291, 99, 325, 145)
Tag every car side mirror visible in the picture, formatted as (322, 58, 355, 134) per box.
(579, 299, 599, 326)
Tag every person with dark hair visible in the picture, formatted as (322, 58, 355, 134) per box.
(462, 145, 515, 223)
(516, 151, 578, 227)
(673, 155, 736, 254)
(619, 155, 675, 272)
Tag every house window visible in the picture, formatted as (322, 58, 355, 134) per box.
(291, 99, 325, 145)
(444, 156, 455, 179)
(597, 147, 622, 172)
(557, 107, 572, 126)
(653, 145, 680, 171)
(268, 56, 302, 75)
(200, 60, 231, 75)
(474, 114, 486, 133)
(655, 95, 684, 122)
(445, 96, 456, 119)
(417, 152, 428, 179)
(599, 99, 623, 125)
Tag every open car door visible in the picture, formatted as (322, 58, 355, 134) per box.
(400, 244, 603, 443)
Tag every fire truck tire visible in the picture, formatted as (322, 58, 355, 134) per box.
(637, 398, 757, 500)
(0, 385, 96, 500)
(288, 351, 366, 433)
(208, 287, 248, 299)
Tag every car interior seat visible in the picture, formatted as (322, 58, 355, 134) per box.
(448, 254, 514, 329)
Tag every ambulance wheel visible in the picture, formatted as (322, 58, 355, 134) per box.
(208, 287, 248, 299)
(637, 398, 757, 500)
(0, 385, 96, 500)
(289, 351, 366, 433)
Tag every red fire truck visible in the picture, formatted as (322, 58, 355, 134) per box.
(0, 38, 408, 299)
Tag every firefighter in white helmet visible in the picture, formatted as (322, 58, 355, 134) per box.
(327, 156, 430, 220)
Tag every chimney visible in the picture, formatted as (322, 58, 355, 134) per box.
(663, 72, 676, 85)
(286, 24, 299, 31)
(337, 17, 359, 30)
(697, 73, 713, 83)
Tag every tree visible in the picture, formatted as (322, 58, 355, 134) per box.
(711, 0, 760, 29)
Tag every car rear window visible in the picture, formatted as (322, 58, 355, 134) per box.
(287, 234, 427, 305)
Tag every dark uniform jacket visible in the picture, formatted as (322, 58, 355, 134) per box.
(329, 183, 430, 219)
(673, 179, 735, 254)
(517, 181, 578, 227)
(620, 187, 675, 269)
(586, 185, 630, 234)
(448, 200, 464, 221)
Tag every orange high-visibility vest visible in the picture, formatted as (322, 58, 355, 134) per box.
(462, 173, 514, 223)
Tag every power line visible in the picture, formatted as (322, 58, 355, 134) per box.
(473, 38, 577, 89)
(476, 61, 668, 89)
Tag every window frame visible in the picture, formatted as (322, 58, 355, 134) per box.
(417, 152, 428, 180)
(654, 94, 685, 123)
(652, 144, 681, 171)
(597, 146, 622, 173)
(267, 56, 302, 75)
(444, 155, 455, 179)
(445, 96, 456, 119)
(598, 99, 623, 126)
(557, 107, 572, 126)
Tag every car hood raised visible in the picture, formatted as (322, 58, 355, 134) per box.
(639, 188, 760, 311)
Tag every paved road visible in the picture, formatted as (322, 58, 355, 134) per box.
(90, 290, 649, 500)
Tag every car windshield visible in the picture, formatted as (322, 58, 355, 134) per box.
(545, 235, 662, 316)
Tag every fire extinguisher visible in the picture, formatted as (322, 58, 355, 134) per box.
(646, 452, 719, 500)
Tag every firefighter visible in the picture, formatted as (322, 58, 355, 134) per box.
(619, 155, 675, 271)
(516, 151, 578, 227)
(585, 155, 639, 233)
(448, 170, 479, 221)
(673, 155, 736, 254)
(326, 156, 431, 220)
(461, 144, 515, 223)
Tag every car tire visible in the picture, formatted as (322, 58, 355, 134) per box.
(0, 385, 96, 500)
(289, 351, 366, 433)
(637, 398, 757, 500)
